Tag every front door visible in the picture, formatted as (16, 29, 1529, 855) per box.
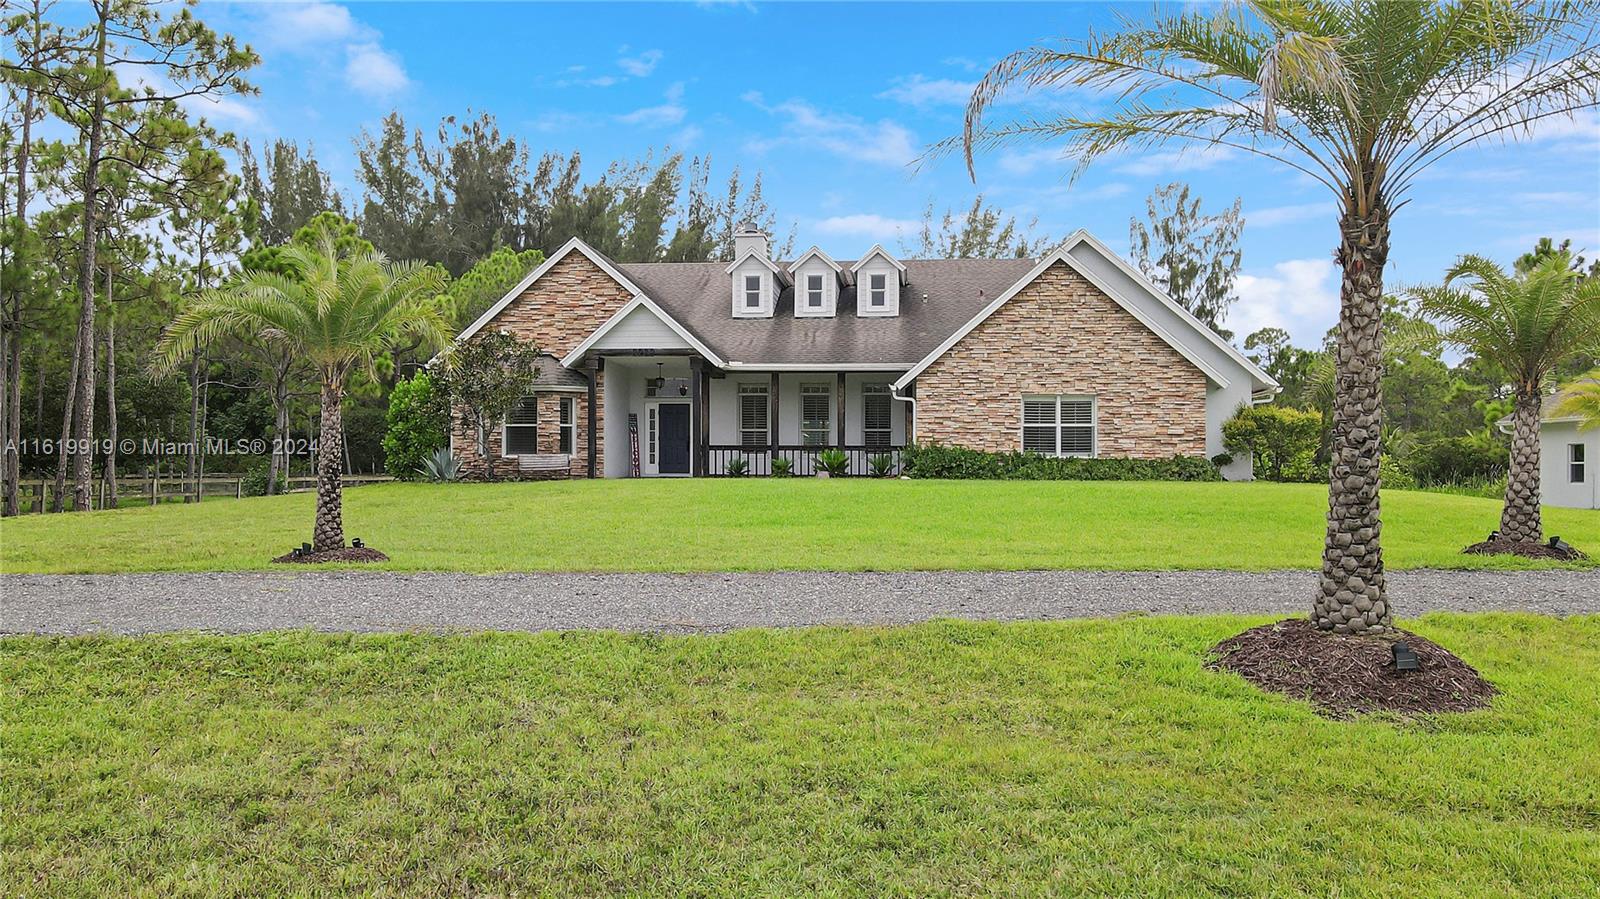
(652, 401, 692, 476)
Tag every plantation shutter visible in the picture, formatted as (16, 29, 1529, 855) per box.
(1021, 397, 1058, 455)
(1059, 399, 1094, 457)
(801, 385, 831, 446)
(558, 398, 575, 455)
(739, 384, 769, 447)
(504, 397, 539, 455)
(863, 384, 892, 448)
(1022, 396, 1095, 457)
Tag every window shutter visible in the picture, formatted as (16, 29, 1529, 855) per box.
(801, 384, 831, 446)
(863, 383, 892, 448)
(739, 384, 769, 447)
(1022, 397, 1057, 455)
(504, 396, 539, 455)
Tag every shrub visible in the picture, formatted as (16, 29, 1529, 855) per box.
(817, 448, 850, 476)
(868, 454, 896, 478)
(1407, 435, 1506, 486)
(724, 455, 749, 477)
(240, 460, 287, 497)
(900, 443, 1220, 481)
(383, 372, 448, 480)
(1222, 404, 1324, 482)
(770, 457, 793, 477)
(418, 447, 463, 482)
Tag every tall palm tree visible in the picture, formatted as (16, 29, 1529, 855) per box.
(1553, 371, 1600, 427)
(155, 223, 448, 552)
(949, 0, 1599, 634)
(1412, 254, 1600, 542)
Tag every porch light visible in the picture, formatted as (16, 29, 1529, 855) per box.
(648, 363, 666, 391)
(1392, 642, 1420, 673)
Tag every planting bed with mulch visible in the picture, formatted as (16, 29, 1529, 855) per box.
(271, 546, 390, 564)
(1462, 535, 1587, 561)
(1208, 617, 1495, 718)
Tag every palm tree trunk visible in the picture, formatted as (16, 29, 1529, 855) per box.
(313, 378, 346, 552)
(1500, 385, 1543, 543)
(1314, 208, 1391, 635)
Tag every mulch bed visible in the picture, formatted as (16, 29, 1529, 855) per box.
(271, 547, 390, 565)
(1208, 618, 1495, 719)
(1462, 536, 1587, 561)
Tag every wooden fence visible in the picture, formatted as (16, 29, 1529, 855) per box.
(12, 474, 394, 514)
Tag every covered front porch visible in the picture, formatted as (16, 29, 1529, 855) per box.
(597, 353, 910, 477)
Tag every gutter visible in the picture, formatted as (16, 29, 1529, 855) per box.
(890, 382, 918, 443)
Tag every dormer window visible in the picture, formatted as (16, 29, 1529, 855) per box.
(868, 274, 887, 308)
(744, 274, 762, 310)
(849, 245, 906, 318)
(727, 248, 783, 317)
(805, 274, 824, 309)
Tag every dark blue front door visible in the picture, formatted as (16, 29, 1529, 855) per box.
(658, 403, 691, 475)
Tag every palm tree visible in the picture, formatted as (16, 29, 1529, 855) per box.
(1412, 254, 1600, 543)
(949, 0, 1599, 634)
(1553, 371, 1600, 427)
(155, 223, 448, 552)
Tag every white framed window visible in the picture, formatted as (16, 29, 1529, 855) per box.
(558, 397, 576, 455)
(1571, 443, 1586, 483)
(646, 406, 657, 465)
(862, 383, 892, 448)
(503, 396, 539, 456)
(806, 274, 824, 309)
(739, 383, 769, 448)
(1022, 395, 1095, 457)
(800, 383, 832, 446)
(868, 273, 887, 307)
(743, 274, 762, 309)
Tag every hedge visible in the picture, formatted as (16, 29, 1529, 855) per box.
(900, 443, 1221, 481)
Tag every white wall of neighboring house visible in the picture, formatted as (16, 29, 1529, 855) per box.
(1540, 420, 1600, 509)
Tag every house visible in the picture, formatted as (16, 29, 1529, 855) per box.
(445, 226, 1279, 479)
(1498, 383, 1599, 509)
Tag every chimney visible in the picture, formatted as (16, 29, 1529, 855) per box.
(733, 222, 769, 261)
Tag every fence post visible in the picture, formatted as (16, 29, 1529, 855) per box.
(236, 477, 242, 499)
(150, 472, 158, 506)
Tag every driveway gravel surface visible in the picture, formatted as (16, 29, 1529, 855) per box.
(3, 569, 1595, 635)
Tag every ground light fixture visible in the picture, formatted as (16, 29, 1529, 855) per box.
(1392, 642, 1420, 673)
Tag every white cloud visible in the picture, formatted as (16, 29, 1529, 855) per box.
(877, 74, 976, 108)
(617, 82, 686, 127)
(745, 95, 917, 167)
(814, 214, 921, 240)
(1116, 145, 1235, 175)
(1246, 202, 1330, 228)
(345, 42, 409, 99)
(672, 124, 704, 147)
(1226, 258, 1339, 345)
(618, 48, 663, 78)
(254, 1, 361, 47)
(997, 146, 1069, 176)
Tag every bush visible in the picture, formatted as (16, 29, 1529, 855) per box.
(868, 454, 896, 478)
(239, 460, 287, 497)
(817, 448, 850, 477)
(383, 372, 448, 480)
(1407, 435, 1506, 487)
(1222, 404, 1324, 482)
(724, 455, 749, 477)
(770, 457, 793, 477)
(900, 443, 1220, 481)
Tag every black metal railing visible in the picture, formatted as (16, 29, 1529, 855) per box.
(706, 445, 904, 477)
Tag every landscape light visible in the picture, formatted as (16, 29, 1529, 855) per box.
(1392, 642, 1420, 673)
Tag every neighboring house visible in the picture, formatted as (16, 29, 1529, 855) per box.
(1498, 384, 1599, 509)
(445, 226, 1278, 479)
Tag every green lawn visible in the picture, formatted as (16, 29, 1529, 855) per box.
(2, 480, 1596, 573)
(4, 615, 1597, 896)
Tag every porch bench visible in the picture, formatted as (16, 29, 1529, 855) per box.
(516, 453, 572, 479)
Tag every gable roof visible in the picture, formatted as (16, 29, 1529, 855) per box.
(891, 231, 1278, 392)
(787, 245, 844, 276)
(723, 248, 791, 284)
(561, 294, 726, 368)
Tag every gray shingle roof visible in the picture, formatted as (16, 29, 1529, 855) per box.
(532, 353, 589, 390)
(614, 258, 1038, 366)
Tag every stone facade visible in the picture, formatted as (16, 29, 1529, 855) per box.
(451, 251, 627, 479)
(914, 261, 1207, 457)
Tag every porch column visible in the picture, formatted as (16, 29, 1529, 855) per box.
(835, 371, 846, 447)
(690, 356, 705, 477)
(585, 357, 598, 479)
(768, 372, 779, 457)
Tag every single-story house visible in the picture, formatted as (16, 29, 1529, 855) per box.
(1498, 383, 1598, 509)
(444, 226, 1279, 479)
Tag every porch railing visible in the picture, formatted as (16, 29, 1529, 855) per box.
(705, 445, 904, 477)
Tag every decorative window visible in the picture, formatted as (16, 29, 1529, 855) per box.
(801, 384, 832, 446)
(739, 384, 769, 448)
(863, 383, 892, 448)
(868, 273, 887, 307)
(1572, 443, 1587, 484)
(558, 397, 576, 455)
(806, 274, 824, 309)
(1022, 395, 1095, 457)
(503, 396, 539, 455)
(744, 274, 762, 309)
(646, 406, 657, 466)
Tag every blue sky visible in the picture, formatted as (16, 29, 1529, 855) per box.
(179, 1, 1600, 347)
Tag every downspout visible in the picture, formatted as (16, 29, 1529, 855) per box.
(890, 381, 917, 445)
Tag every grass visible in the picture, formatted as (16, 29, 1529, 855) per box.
(1, 479, 1596, 574)
(4, 615, 1597, 896)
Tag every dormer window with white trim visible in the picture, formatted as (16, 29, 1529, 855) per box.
(849, 244, 906, 318)
(788, 246, 843, 318)
(744, 274, 763, 310)
(726, 251, 781, 318)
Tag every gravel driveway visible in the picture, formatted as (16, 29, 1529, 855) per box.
(3, 569, 1595, 635)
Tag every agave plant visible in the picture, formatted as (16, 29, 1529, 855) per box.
(418, 447, 464, 482)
